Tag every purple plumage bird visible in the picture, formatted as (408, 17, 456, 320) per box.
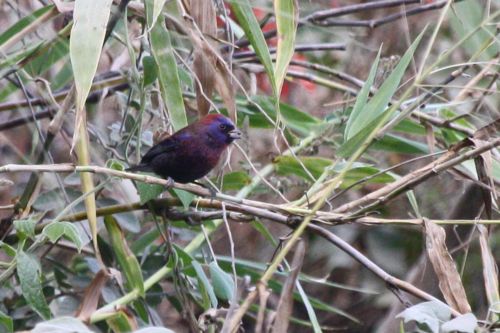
(128, 114, 241, 183)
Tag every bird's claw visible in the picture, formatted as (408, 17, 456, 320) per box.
(193, 181, 218, 200)
(165, 177, 175, 188)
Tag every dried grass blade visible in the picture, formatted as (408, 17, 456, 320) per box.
(424, 219, 471, 313)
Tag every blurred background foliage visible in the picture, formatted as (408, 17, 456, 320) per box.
(0, 0, 498, 332)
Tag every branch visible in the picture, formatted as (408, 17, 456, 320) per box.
(334, 138, 500, 214)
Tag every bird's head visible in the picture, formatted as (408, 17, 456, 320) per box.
(201, 114, 242, 145)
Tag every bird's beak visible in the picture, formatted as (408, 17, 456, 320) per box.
(228, 129, 242, 140)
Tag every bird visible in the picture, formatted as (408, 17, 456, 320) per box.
(127, 114, 241, 184)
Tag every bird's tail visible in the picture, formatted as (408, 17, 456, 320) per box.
(126, 164, 152, 172)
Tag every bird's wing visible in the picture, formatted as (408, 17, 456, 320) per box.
(139, 131, 191, 163)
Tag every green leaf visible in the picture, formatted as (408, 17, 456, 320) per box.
(393, 118, 427, 135)
(340, 29, 425, 156)
(342, 166, 395, 188)
(274, 156, 332, 181)
(106, 159, 125, 171)
(13, 218, 37, 240)
(441, 313, 477, 333)
(131, 228, 161, 255)
(0, 241, 16, 257)
(0, 5, 54, 47)
(274, 0, 298, 97)
(104, 216, 145, 296)
(142, 55, 158, 87)
(214, 171, 252, 191)
(371, 133, 428, 154)
(70, 0, 113, 112)
(171, 189, 195, 210)
(137, 180, 165, 205)
(295, 282, 321, 333)
(146, 0, 187, 131)
(25, 37, 69, 78)
(230, 0, 276, 95)
(244, 96, 320, 135)
(107, 310, 135, 333)
(192, 261, 218, 309)
(17, 251, 51, 320)
(42, 222, 83, 252)
(209, 262, 234, 301)
(0, 310, 13, 333)
(450, 2, 498, 60)
(396, 301, 452, 333)
(146, 0, 167, 30)
(338, 109, 391, 158)
(345, 47, 381, 140)
(251, 220, 278, 246)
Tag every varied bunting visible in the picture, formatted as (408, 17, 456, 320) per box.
(128, 114, 241, 183)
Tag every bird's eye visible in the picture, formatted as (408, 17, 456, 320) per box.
(219, 124, 227, 130)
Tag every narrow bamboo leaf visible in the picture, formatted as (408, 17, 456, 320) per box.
(0, 310, 13, 333)
(76, 118, 100, 265)
(142, 55, 158, 87)
(251, 220, 278, 246)
(70, 0, 112, 264)
(371, 133, 428, 154)
(147, 0, 167, 30)
(131, 228, 160, 254)
(347, 30, 424, 141)
(216, 255, 376, 294)
(246, 95, 320, 135)
(274, 156, 332, 180)
(209, 262, 234, 301)
(104, 216, 145, 296)
(295, 282, 322, 333)
(345, 47, 381, 140)
(17, 251, 51, 320)
(0, 241, 16, 257)
(450, 2, 498, 60)
(146, 0, 187, 130)
(25, 38, 69, 77)
(274, 0, 298, 96)
(338, 108, 391, 158)
(230, 0, 276, 93)
(0, 5, 53, 46)
(192, 261, 218, 309)
(70, 0, 113, 112)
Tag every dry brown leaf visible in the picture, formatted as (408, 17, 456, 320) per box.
(477, 225, 500, 320)
(271, 240, 306, 333)
(424, 122, 435, 154)
(473, 117, 500, 141)
(177, 0, 237, 122)
(424, 219, 471, 314)
(76, 269, 110, 322)
(189, 0, 217, 116)
(471, 137, 497, 219)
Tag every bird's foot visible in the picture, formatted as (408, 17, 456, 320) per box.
(193, 180, 218, 200)
(165, 177, 175, 188)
